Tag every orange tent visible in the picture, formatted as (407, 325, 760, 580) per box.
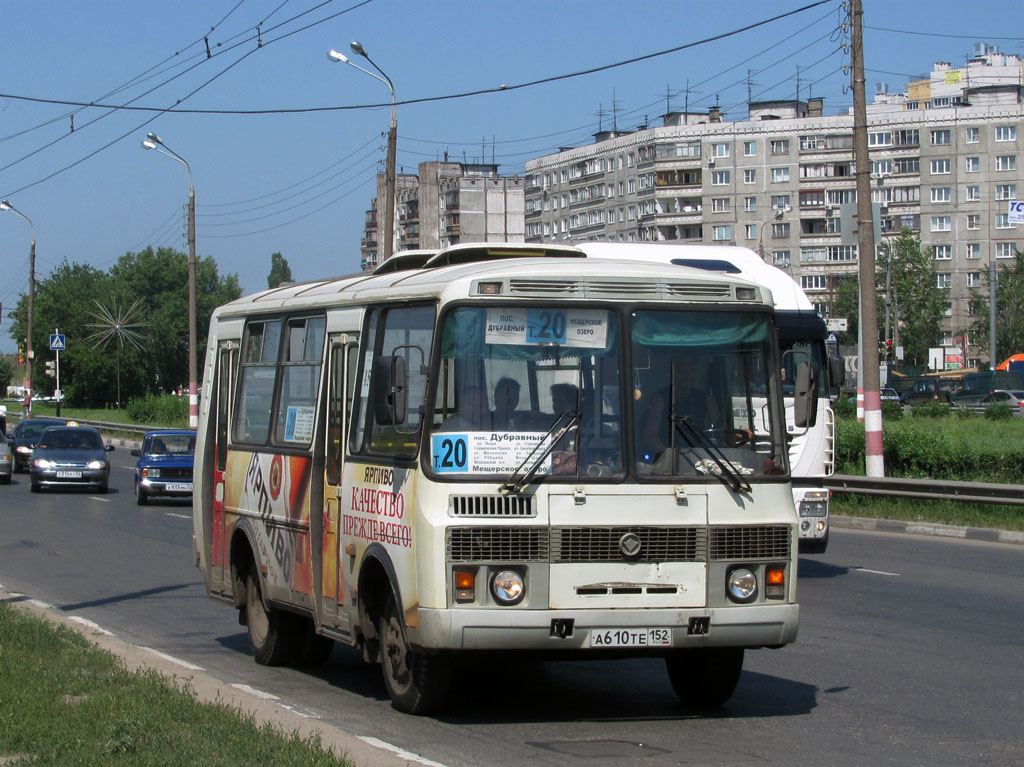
(995, 354, 1024, 371)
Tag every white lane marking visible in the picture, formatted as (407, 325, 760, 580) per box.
(142, 647, 205, 671)
(278, 703, 318, 719)
(28, 599, 53, 609)
(68, 616, 114, 636)
(90, 496, 111, 502)
(358, 736, 451, 767)
(231, 683, 279, 700)
(166, 513, 192, 520)
(851, 566, 901, 577)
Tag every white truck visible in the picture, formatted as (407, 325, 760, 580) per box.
(577, 243, 841, 553)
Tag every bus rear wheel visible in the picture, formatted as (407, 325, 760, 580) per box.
(245, 570, 298, 666)
(379, 594, 451, 715)
(666, 647, 744, 708)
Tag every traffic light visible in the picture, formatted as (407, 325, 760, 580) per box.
(885, 339, 893, 362)
(45, 359, 56, 378)
(17, 341, 24, 365)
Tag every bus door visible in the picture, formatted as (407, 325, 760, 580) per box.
(211, 341, 238, 591)
(321, 334, 359, 629)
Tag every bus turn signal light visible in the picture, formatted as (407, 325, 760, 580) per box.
(454, 570, 476, 603)
(765, 567, 785, 599)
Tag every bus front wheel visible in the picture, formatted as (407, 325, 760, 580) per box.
(666, 647, 744, 708)
(379, 594, 451, 715)
(245, 570, 297, 666)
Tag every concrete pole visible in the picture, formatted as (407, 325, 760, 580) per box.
(851, 0, 885, 476)
(990, 260, 997, 369)
(188, 180, 198, 429)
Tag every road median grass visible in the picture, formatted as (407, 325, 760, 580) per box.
(0, 602, 351, 767)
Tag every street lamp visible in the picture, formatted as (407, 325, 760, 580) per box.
(0, 199, 36, 417)
(142, 133, 198, 429)
(328, 40, 397, 264)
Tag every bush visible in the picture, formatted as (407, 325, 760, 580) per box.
(909, 401, 950, 419)
(985, 404, 1013, 421)
(881, 401, 904, 421)
(833, 394, 856, 419)
(125, 394, 188, 426)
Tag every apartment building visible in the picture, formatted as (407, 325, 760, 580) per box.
(360, 161, 525, 271)
(523, 49, 1023, 365)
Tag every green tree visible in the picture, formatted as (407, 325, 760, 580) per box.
(267, 252, 293, 289)
(880, 229, 945, 365)
(0, 355, 13, 394)
(969, 249, 1024, 364)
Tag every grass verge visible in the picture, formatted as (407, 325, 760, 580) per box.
(0, 603, 351, 767)
(832, 494, 1024, 532)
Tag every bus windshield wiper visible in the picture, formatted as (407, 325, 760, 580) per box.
(499, 411, 579, 495)
(672, 416, 751, 494)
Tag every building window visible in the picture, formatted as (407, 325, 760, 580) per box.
(995, 126, 1017, 142)
(930, 216, 951, 232)
(995, 213, 1012, 229)
(712, 225, 732, 241)
(930, 187, 951, 203)
(996, 242, 1015, 258)
(893, 157, 920, 174)
(628, 179, 636, 194)
(966, 242, 981, 259)
(967, 271, 981, 287)
(995, 184, 1017, 201)
(711, 197, 731, 213)
(744, 196, 757, 212)
(936, 273, 951, 289)
(711, 170, 731, 185)
(868, 131, 892, 147)
(770, 139, 790, 155)
(771, 167, 790, 183)
(934, 244, 952, 260)
(931, 129, 951, 145)
(713, 143, 730, 158)
(772, 222, 791, 239)
(944, 301, 953, 317)
(627, 152, 635, 167)
(995, 155, 1017, 171)
(772, 251, 791, 267)
(771, 194, 791, 210)
(744, 141, 757, 157)
(966, 127, 980, 143)
(745, 224, 758, 240)
(930, 159, 951, 175)
(607, 209, 615, 224)
(801, 275, 828, 290)
(967, 213, 980, 230)
(743, 169, 756, 184)
(872, 158, 893, 176)
(627, 206, 636, 220)
(965, 157, 980, 173)
(966, 185, 980, 202)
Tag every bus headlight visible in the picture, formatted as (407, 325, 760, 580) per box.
(726, 567, 758, 603)
(490, 569, 525, 605)
(799, 490, 829, 517)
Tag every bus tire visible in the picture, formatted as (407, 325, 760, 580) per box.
(666, 647, 744, 708)
(245, 570, 297, 666)
(379, 593, 451, 715)
(295, 619, 335, 666)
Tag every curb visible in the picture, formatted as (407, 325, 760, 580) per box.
(831, 514, 1024, 545)
(0, 588, 426, 767)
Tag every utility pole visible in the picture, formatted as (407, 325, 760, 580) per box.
(851, 0, 884, 476)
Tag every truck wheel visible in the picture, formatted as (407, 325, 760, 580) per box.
(666, 647, 744, 708)
(245, 570, 298, 666)
(136, 482, 147, 505)
(379, 593, 451, 714)
(294, 617, 335, 666)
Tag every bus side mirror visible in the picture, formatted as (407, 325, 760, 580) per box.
(793, 361, 818, 428)
(829, 355, 845, 390)
(373, 355, 407, 425)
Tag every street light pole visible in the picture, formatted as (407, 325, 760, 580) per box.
(1, 199, 35, 417)
(142, 134, 198, 429)
(328, 41, 397, 264)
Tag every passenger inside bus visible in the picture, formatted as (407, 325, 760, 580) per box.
(491, 377, 521, 429)
(441, 385, 490, 431)
(638, 362, 720, 463)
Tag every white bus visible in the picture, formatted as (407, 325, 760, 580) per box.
(193, 243, 811, 714)
(577, 243, 840, 553)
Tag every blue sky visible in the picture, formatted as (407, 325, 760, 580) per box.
(1, 0, 1020, 353)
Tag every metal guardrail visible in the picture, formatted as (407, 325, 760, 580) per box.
(795, 474, 1024, 507)
(5, 411, 153, 437)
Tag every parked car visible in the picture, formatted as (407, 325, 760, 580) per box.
(0, 430, 12, 484)
(899, 378, 952, 407)
(7, 417, 69, 472)
(880, 388, 901, 402)
(29, 425, 114, 493)
(952, 370, 1024, 408)
(131, 430, 196, 505)
(962, 389, 1024, 416)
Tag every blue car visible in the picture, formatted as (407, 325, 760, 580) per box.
(132, 430, 196, 506)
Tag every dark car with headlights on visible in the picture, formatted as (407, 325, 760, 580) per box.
(131, 430, 196, 505)
(8, 417, 68, 472)
(30, 425, 114, 493)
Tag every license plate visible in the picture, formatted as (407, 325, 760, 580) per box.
(588, 627, 672, 648)
(56, 470, 82, 479)
(166, 483, 192, 492)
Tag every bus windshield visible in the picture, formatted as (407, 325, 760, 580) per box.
(428, 304, 786, 482)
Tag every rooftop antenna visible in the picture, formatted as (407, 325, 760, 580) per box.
(594, 103, 607, 132)
(796, 65, 802, 102)
(611, 87, 621, 132)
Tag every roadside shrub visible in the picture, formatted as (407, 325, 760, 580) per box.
(881, 401, 903, 421)
(953, 405, 977, 419)
(126, 394, 188, 426)
(833, 394, 856, 419)
(984, 404, 1013, 421)
(909, 401, 950, 419)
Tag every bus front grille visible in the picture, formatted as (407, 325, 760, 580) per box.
(449, 495, 536, 517)
(709, 525, 791, 560)
(553, 526, 706, 563)
(447, 527, 549, 562)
